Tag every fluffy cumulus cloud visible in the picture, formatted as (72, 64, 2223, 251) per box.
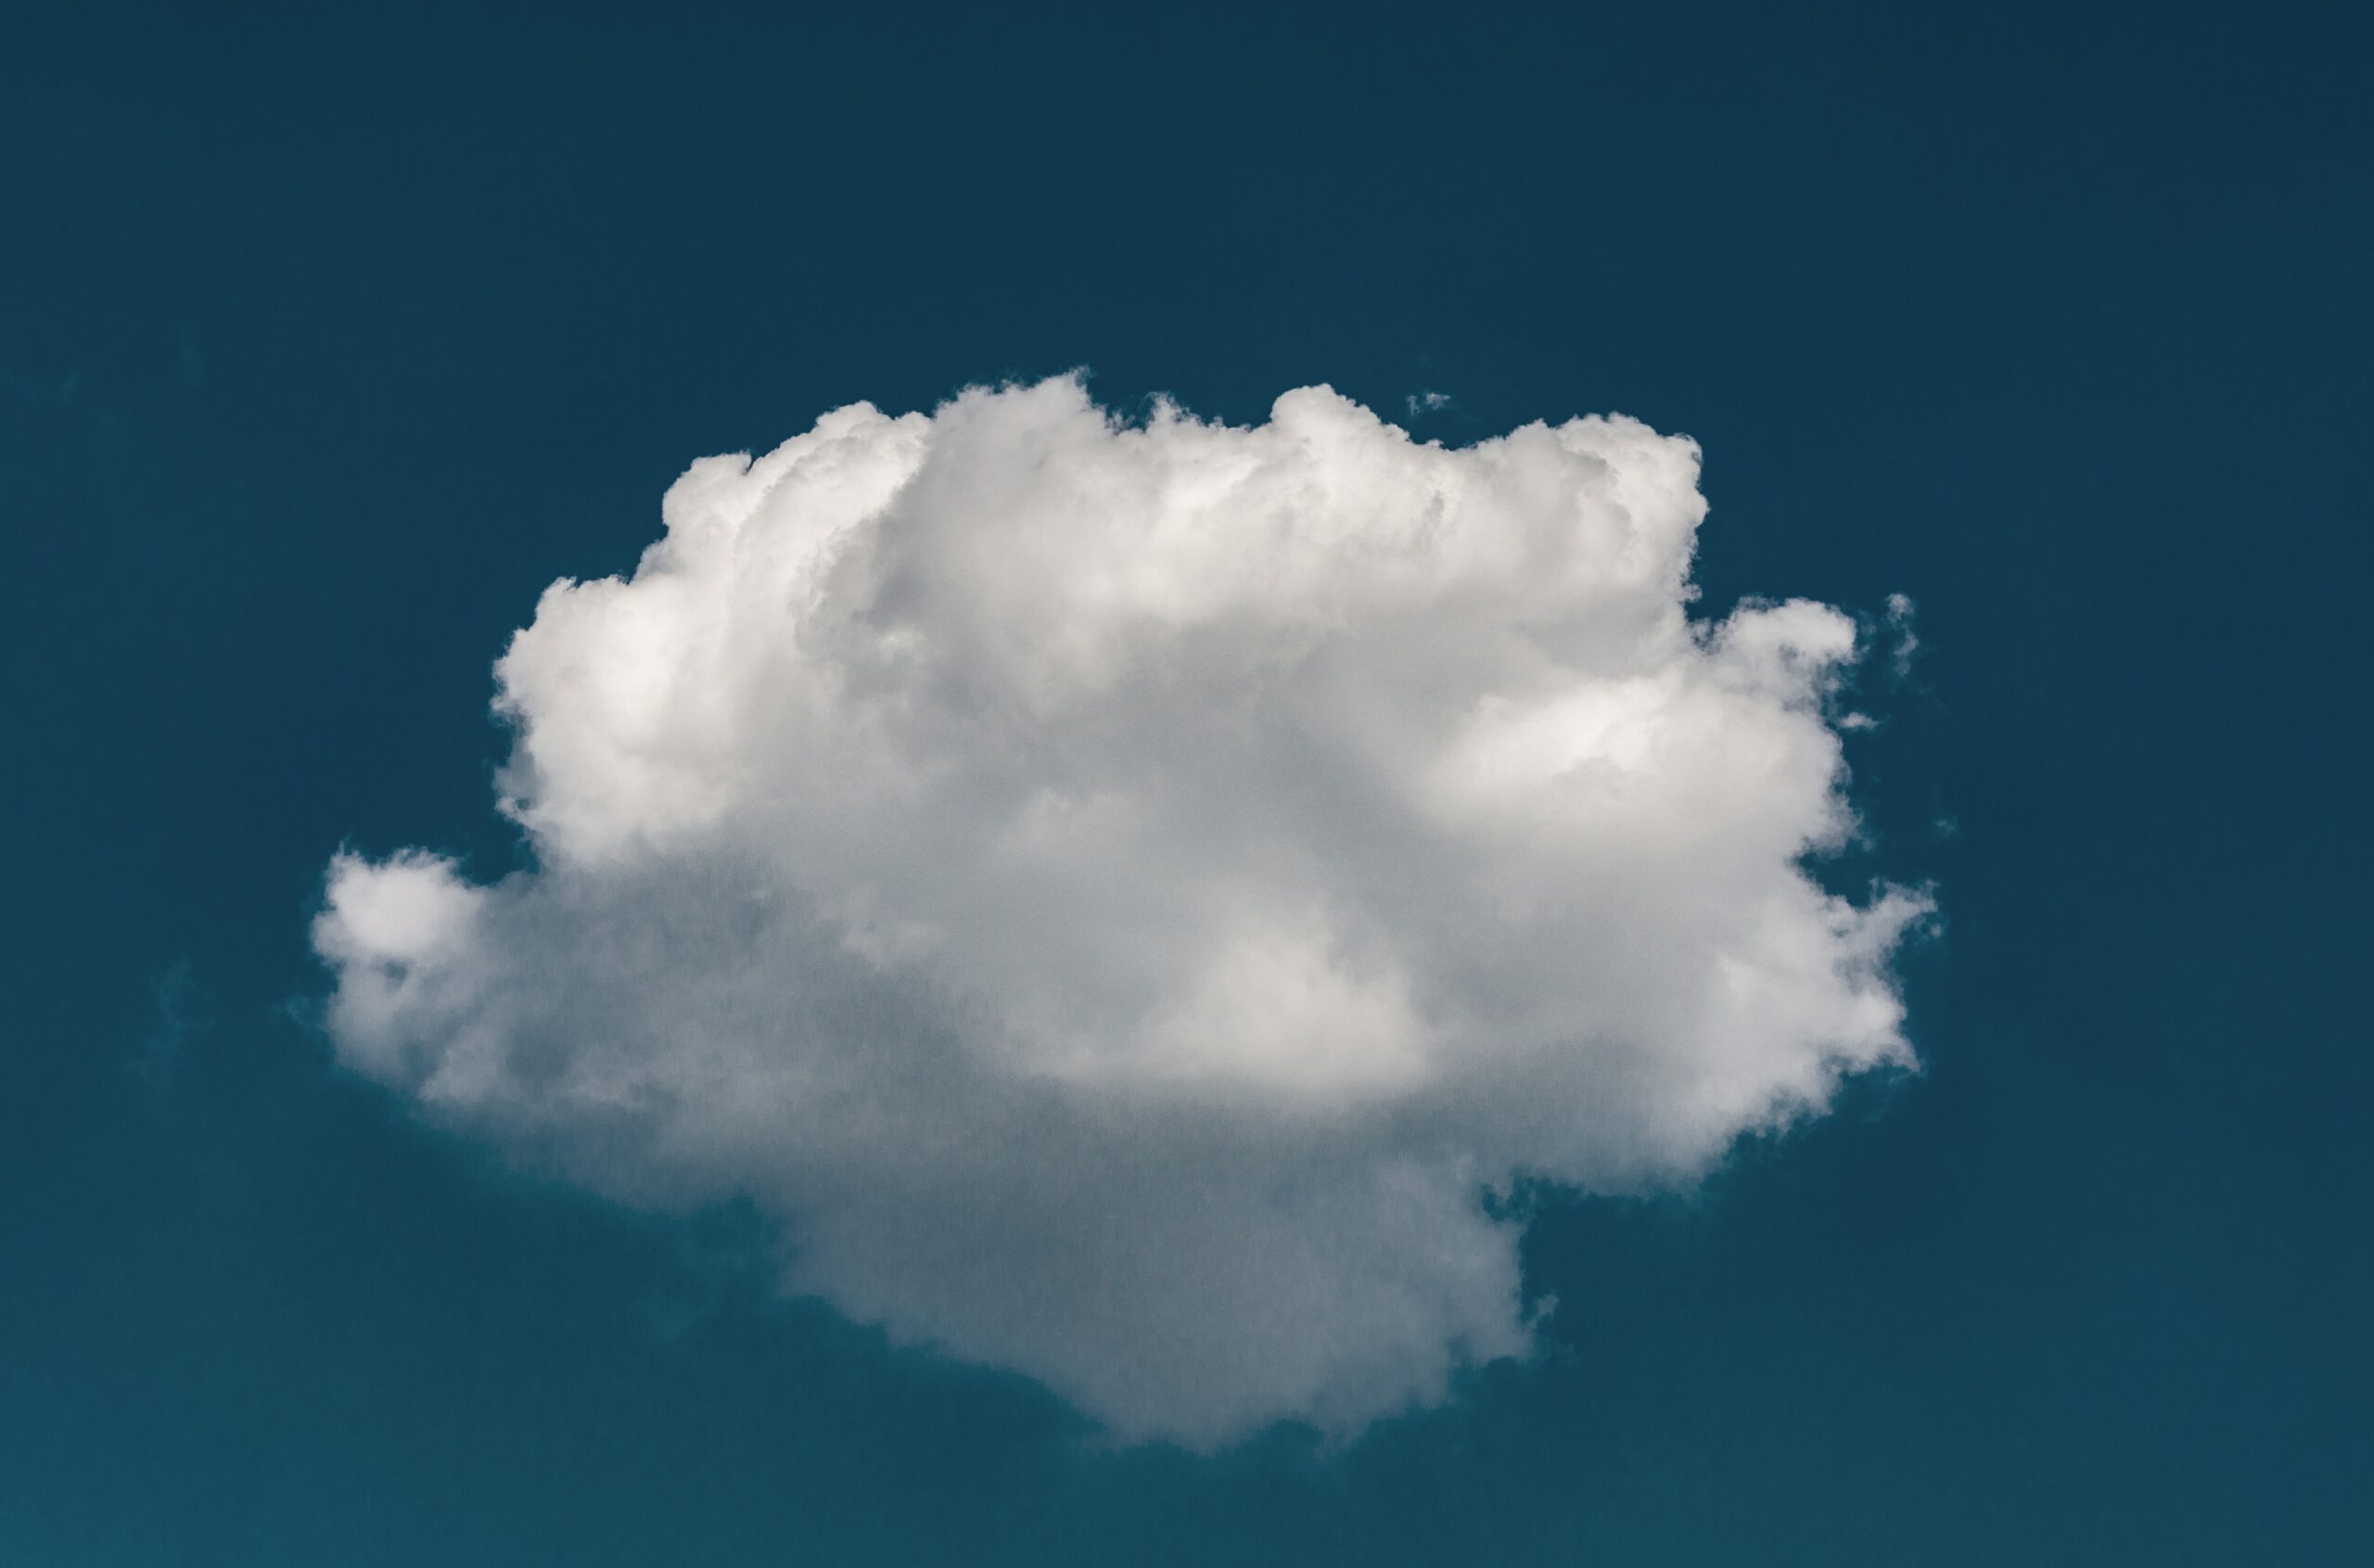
(314, 376, 1926, 1447)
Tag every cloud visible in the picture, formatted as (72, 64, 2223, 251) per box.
(1884, 591, 1921, 677)
(313, 376, 1927, 1447)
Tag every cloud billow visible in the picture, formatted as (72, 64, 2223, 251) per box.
(314, 376, 1925, 1446)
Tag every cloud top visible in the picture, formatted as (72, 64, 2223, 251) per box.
(315, 376, 1925, 1445)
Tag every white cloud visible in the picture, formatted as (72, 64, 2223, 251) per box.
(1884, 590, 1921, 677)
(313, 376, 1927, 1447)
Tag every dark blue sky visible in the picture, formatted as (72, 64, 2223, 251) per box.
(4, 1, 2368, 1562)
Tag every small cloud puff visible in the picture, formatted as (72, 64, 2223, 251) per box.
(314, 376, 1927, 1447)
(1885, 592, 1921, 677)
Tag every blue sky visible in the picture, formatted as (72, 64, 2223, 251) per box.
(3, 1, 2368, 1562)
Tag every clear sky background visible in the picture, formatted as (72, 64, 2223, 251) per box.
(4, 1, 2368, 1562)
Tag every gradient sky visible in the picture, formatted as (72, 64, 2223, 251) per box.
(4, 1, 2369, 1562)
